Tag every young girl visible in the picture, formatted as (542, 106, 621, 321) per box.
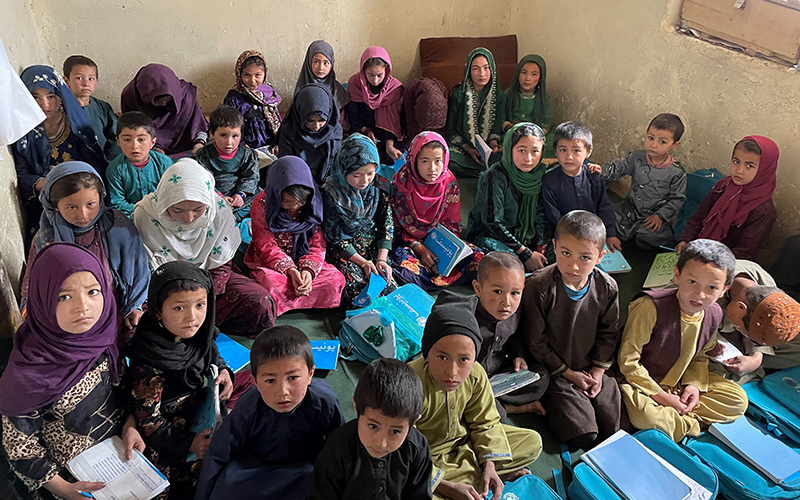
(126, 261, 249, 499)
(345, 47, 404, 165)
(294, 39, 349, 110)
(389, 131, 483, 290)
(504, 54, 555, 159)
(677, 136, 778, 260)
(277, 82, 343, 185)
(403, 76, 449, 140)
(446, 48, 506, 177)
(223, 50, 282, 152)
(466, 123, 550, 272)
(22, 161, 150, 338)
(322, 133, 397, 306)
(133, 160, 276, 335)
(14, 65, 105, 244)
(244, 156, 345, 315)
(121, 63, 208, 156)
(1, 243, 143, 500)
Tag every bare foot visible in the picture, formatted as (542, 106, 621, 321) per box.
(499, 467, 530, 483)
(504, 400, 547, 416)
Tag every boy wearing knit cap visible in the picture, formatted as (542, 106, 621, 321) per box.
(410, 291, 542, 500)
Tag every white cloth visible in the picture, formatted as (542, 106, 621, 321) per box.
(0, 36, 45, 146)
(133, 159, 241, 270)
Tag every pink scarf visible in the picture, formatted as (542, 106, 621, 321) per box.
(390, 132, 460, 240)
(347, 46, 404, 140)
(699, 135, 779, 241)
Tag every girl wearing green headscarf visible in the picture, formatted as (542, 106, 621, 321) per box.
(503, 54, 555, 158)
(466, 123, 550, 271)
(446, 47, 506, 177)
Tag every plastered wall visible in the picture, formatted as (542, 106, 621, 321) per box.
(511, 0, 800, 263)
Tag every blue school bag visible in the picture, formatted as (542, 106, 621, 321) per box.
(486, 473, 561, 499)
(744, 367, 800, 445)
(568, 429, 719, 500)
(673, 168, 725, 237)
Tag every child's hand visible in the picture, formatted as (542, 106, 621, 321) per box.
(524, 251, 547, 272)
(223, 196, 235, 206)
(189, 429, 212, 460)
(192, 142, 204, 155)
(585, 163, 602, 175)
(215, 369, 233, 401)
(230, 194, 245, 208)
(376, 259, 393, 283)
(651, 390, 688, 414)
(725, 352, 763, 375)
(708, 341, 726, 359)
(467, 148, 482, 164)
(413, 243, 439, 272)
(564, 368, 596, 392)
(121, 415, 145, 461)
(35, 177, 47, 193)
(123, 309, 144, 330)
(606, 237, 622, 253)
(386, 144, 403, 162)
(586, 366, 605, 398)
(481, 460, 504, 499)
(512, 357, 528, 372)
(45, 476, 105, 500)
(296, 270, 314, 296)
(436, 480, 482, 500)
(488, 140, 500, 153)
(287, 268, 305, 295)
(680, 385, 700, 414)
(675, 241, 687, 254)
(644, 214, 662, 232)
(361, 128, 377, 143)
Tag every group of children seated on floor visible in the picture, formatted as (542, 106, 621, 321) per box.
(3, 38, 799, 500)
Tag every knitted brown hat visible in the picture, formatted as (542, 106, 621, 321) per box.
(748, 293, 800, 346)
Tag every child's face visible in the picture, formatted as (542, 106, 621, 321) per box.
(554, 233, 604, 290)
(356, 407, 411, 459)
(157, 287, 208, 340)
(644, 127, 678, 162)
(470, 55, 491, 90)
(255, 356, 314, 413)
(416, 145, 445, 183)
(211, 126, 242, 155)
(304, 114, 327, 132)
(56, 271, 103, 334)
(346, 163, 377, 190)
(473, 266, 525, 321)
(32, 88, 62, 118)
(518, 62, 541, 93)
(673, 260, 729, 317)
(426, 335, 476, 392)
(512, 135, 543, 173)
(240, 63, 265, 91)
(556, 138, 591, 176)
(364, 64, 386, 87)
(55, 187, 101, 228)
(118, 126, 156, 164)
(280, 192, 306, 212)
(311, 53, 332, 79)
(167, 200, 207, 225)
(730, 146, 761, 186)
(65, 64, 98, 100)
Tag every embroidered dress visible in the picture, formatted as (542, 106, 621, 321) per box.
(223, 50, 282, 149)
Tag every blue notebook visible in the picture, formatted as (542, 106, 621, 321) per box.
(352, 273, 389, 309)
(710, 416, 800, 483)
(311, 340, 340, 370)
(583, 433, 690, 500)
(597, 245, 632, 274)
(424, 225, 472, 276)
(216, 333, 250, 373)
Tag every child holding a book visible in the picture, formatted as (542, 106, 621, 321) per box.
(619, 239, 748, 441)
(389, 131, 482, 291)
(196, 326, 345, 500)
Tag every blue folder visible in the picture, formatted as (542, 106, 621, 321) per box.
(216, 333, 250, 373)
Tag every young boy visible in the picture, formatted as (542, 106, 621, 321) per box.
(195, 326, 345, 500)
(308, 358, 432, 500)
(195, 104, 261, 221)
(105, 111, 173, 216)
(411, 292, 542, 500)
(618, 239, 748, 442)
(63, 55, 122, 162)
(522, 210, 622, 450)
(542, 121, 621, 252)
(473, 251, 549, 422)
(591, 113, 687, 251)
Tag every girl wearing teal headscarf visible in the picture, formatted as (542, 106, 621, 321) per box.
(503, 54, 555, 158)
(466, 123, 550, 271)
(446, 48, 506, 177)
(322, 133, 397, 306)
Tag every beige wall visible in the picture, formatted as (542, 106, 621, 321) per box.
(511, 0, 800, 263)
(0, 0, 48, 293)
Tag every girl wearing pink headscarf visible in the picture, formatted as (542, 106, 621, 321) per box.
(677, 136, 779, 260)
(345, 46, 404, 165)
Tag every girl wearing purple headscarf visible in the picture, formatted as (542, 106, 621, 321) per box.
(244, 156, 345, 316)
(0, 243, 144, 499)
(121, 63, 208, 156)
